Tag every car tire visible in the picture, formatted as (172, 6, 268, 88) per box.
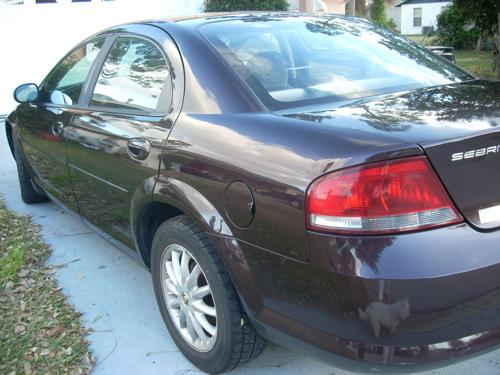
(151, 215, 266, 374)
(13, 139, 48, 204)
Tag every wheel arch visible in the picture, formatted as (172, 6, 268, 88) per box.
(131, 175, 233, 268)
(131, 177, 262, 341)
(5, 120, 15, 159)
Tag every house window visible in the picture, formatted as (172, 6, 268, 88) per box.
(413, 8, 422, 27)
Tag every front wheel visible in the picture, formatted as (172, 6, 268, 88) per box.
(151, 216, 265, 374)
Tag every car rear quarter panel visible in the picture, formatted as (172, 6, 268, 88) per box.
(158, 112, 422, 262)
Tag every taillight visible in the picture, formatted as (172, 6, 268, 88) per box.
(306, 156, 462, 234)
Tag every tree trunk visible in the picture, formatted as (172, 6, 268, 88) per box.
(475, 34, 484, 51)
(347, 0, 356, 15)
(496, 13, 500, 79)
(300, 0, 314, 12)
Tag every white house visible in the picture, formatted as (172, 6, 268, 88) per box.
(288, 0, 347, 14)
(396, 0, 450, 35)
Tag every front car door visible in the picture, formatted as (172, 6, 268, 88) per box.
(17, 38, 106, 210)
(67, 25, 182, 248)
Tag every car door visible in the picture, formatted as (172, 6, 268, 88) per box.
(17, 38, 106, 210)
(67, 26, 180, 248)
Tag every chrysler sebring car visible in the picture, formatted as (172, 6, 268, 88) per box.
(5, 13, 500, 374)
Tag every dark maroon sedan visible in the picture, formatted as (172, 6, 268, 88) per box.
(6, 13, 500, 374)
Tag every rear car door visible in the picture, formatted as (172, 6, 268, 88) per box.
(17, 39, 106, 209)
(67, 26, 180, 248)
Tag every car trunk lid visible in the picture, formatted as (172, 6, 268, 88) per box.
(423, 130, 500, 230)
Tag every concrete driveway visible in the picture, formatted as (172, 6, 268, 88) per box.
(1, 122, 499, 375)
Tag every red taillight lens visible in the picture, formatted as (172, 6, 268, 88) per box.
(306, 156, 462, 234)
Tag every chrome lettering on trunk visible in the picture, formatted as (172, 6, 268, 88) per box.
(451, 146, 500, 162)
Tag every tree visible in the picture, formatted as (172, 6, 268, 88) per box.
(436, 5, 480, 49)
(452, 0, 500, 78)
(370, 0, 387, 26)
(370, 0, 397, 31)
(204, 0, 289, 12)
(355, 0, 368, 17)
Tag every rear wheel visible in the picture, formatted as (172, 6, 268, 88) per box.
(13, 139, 47, 204)
(151, 216, 266, 374)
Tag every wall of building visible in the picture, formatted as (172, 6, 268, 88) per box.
(387, 5, 401, 31)
(0, 0, 204, 115)
(400, 1, 449, 35)
(289, 0, 346, 13)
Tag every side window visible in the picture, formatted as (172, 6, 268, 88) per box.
(90, 37, 171, 113)
(413, 8, 422, 27)
(42, 39, 104, 105)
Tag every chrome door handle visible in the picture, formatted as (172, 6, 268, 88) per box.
(127, 138, 151, 160)
(52, 121, 64, 137)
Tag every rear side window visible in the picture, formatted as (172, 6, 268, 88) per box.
(42, 39, 104, 105)
(91, 37, 171, 113)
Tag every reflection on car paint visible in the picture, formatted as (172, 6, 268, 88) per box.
(359, 299, 411, 338)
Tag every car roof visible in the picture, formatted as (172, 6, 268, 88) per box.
(92, 12, 365, 41)
(155, 12, 345, 25)
(124, 12, 357, 30)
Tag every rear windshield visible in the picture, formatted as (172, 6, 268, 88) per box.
(200, 16, 474, 110)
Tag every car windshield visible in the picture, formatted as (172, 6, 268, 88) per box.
(200, 15, 474, 110)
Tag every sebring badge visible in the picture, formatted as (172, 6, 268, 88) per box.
(451, 145, 500, 162)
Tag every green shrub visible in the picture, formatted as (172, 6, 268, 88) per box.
(436, 5, 480, 49)
(370, 0, 387, 26)
(204, 0, 289, 12)
(384, 18, 398, 32)
(370, 0, 397, 32)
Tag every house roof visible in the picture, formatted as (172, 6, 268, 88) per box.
(395, 0, 449, 6)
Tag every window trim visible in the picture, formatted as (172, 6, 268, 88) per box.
(413, 7, 422, 27)
(83, 33, 173, 117)
(77, 35, 117, 108)
(38, 36, 108, 107)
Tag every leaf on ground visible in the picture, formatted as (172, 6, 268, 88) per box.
(14, 324, 26, 335)
(17, 269, 29, 278)
(92, 313, 104, 324)
(48, 324, 64, 337)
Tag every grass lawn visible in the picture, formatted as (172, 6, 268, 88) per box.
(454, 50, 497, 80)
(404, 35, 497, 80)
(0, 199, 94, 375)
(405, 34, 435, 46)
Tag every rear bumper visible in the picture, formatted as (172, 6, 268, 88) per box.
(254, 316, 500, 373)
(210, 223, 500, 371)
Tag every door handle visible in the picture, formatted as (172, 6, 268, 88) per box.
(52, 121, 64, 137)
(127, 138, 151, 160)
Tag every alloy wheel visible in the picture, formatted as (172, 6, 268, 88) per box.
(160, 244, 218, 352)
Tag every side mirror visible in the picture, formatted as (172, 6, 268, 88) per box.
(13, 83, 39, 103)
